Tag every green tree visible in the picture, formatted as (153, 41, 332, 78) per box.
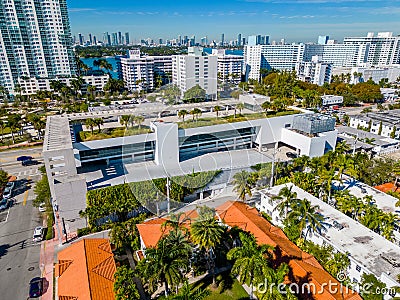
(93, 118, 103, 132)
(7, 114, 21, 144)
(0, 120, 5, 142)
(360, 273, 386, 300)
(189, 108, 202, 122)
(184, 85, 206, 103)
(0, 169, 9, 188)
(178, 109, 188, 122)
(114, 265, 140, 300)
(190, 211, 225, 286)
(213, 105, 221, 118)
(391, 126, 397, 139)
(165, 281, 210, 300)
(227, 232, 274, 298)
(85, 118, 95, 135)
(120, 115, 130, 129)
(134, 115, 145, 129)
(272, 185, 299, 218)
(236, 102, 245, 116)
(232, 170, 253, 201)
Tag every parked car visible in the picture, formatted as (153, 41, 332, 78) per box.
(22, 159, 39, 166)
(2, 187, 12, 199)
(39, 203, 46, 213)
(29, 277, 43, 298)
(0, 198, 12, 211)
(5, 181, 15, 191)
(33, 226, 44, 242)
(286, 152, 298, 159)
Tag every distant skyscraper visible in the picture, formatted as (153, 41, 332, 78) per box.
(221, 33, 225, 46)
(103, 32, 109, 45)
(0, 0, 76, 94)
(112, 33, 118, 45)
(78, 33, 84, 45)
(183, 35, 188, 45)
(237, 34, 242, 46)
(125, 32, 130, 45)
(118, 32, 122, 45)
(93, 36, 97, 45)
(89, 33, 93, 45)
(318, 35, 330, 45)
(190, 35, 196, 46)
(159, 38, 163, 45)
(178, 35, 182, 45)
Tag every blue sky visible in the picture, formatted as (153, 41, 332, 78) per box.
(67, 0, 400, 43)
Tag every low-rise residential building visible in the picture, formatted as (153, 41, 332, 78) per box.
(321, 95, 344, 107)
(350, 66, 400, 84)
(337, 126, 399, 155)
(172, 46, 218, 99)
(349, 110, 400, 139)
(15, 74, 109, 96)
(56, 238, 116, 300)
(296, 56, 332, 86)
(117, 49, 155, 92)
(257, 183, 400, 293)
(136, 201, 362, 300)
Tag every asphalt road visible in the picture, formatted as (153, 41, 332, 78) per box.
(0, 155, 44, 300)
(0, 147, 43, 166)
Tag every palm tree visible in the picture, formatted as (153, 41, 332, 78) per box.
(161, 212, 192, 236)
(236, 103, 245, 116)
(190, 213, 224, 287)
(114, 265, 140, 300)
(213, 105, 221, 119)
(120, 115, 130, 129)
(258, 263, 297, 300)
(178, 109, 188, 122)
(190, 108, 202, 122)
(167, 281, 210, 300)
(287, 198, 327, 240)
(232, 170, 253, 201)
(134, 115, 145, 129)
(272, 185, 299, 218)
(7, 114, 21, 144)
(136, 233, 191, 296)
(93, 118, 103, 133)
(87, 85, 96, 100)
(0, 120, 5, 142)
(85, 118, 95, 135)
(227, 232, 274, 299)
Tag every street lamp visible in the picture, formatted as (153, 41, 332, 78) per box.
(166, 176, 171, 214)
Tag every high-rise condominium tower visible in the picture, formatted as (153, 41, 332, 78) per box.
(0, 0, 77, 94)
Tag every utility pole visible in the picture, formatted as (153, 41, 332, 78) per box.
(269, 146, 277, 188)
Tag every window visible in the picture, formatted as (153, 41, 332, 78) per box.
(356, 265, 361, 272)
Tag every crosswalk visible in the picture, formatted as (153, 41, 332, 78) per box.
(16, 168, 40, 177)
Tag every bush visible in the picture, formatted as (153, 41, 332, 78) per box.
(45, 213, 54, 240)
(77, 227, 92, 237)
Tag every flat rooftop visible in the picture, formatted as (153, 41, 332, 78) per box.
(43, 115, 72, 152)
(352, 109, 400, 126)
(261, 183, 400, 284)
(337, 126, 399, 147)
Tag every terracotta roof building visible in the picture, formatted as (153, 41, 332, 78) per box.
(56, 238, 116, 300)
(137, 201, 362, 300)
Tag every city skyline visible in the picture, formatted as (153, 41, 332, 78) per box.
(67, 0, 400, 43)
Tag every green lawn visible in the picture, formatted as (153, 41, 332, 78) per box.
(78, 126, 152, 142)
(178, 110, 300, 129)
(196, 272, 249, 300)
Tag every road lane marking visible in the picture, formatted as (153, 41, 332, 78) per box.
(23, 176, 31, 206)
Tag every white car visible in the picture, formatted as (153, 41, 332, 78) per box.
(38, 203, 46, 213)
(33, 226, 44, 242)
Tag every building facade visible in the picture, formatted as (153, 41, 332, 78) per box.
(172, 47, 218, 99)
(349, 111, 400, 139)
(0, 0, 76, 94)
(212, 49, 243, 84)
(117, 50, 154, 92)
(296, 56, 332, 86)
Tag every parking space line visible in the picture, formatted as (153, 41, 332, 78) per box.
(4, 208, 10, 222)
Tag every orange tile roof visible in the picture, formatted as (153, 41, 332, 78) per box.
(375, 182, 399, 193)
(57, 238, 116, 300)
(136, 210, 198, 248)
(217, 201, 362, 300)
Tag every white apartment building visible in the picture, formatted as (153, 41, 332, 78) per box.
(172, 47, 218, 99)
(344, 32, 400, 66)
(118, 50, 155, 92)
(13, 75, 109, 96)
(212, 49, 243, 84)
(295, 55, 332, 86)
(0, 0, 76, 95)
(350, 66, 400, 84)
(244, 44, 305, 80)
(349, 110, 400, 139)
(257, 183, 400, 295)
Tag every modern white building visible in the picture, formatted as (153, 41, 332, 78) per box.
(43, 109, 337, 236)
(212, 49, 243, 84)
(257, 183, 400, 294)
(172, 47, 218, 99)
(244, 44, 305, 80)
(296, 56, 332, 86)
(349, 110, 400, 139)
(321, 95, 343, 106)
(350, 66, 400, 84)
(0, 0, 76, 95)
(117, 50, 155, 92)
